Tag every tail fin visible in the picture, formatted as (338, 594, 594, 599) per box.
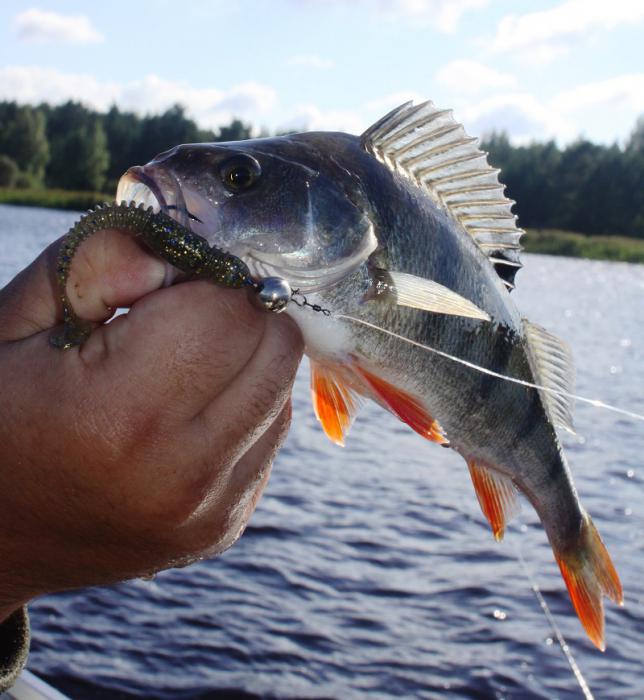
(555, 514, 623, 651)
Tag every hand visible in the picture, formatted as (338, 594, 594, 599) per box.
(0, 228, 303, 622)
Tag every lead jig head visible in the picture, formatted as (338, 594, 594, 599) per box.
(255, 276, 292, 313)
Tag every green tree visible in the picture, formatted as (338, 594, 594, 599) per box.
(0, 103, 49, 184)
(627, 115, 644, 153)
(46, 104, 109, 191)
(132, 105, 202, 165)
(0, 155, 19, 187)
(103, 105, 142, 186)
(215, 118, 252, 142)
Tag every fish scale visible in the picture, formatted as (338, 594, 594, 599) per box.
(108, 100, 623, 650)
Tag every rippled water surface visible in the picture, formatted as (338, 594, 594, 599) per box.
(1, 204, 643, 699)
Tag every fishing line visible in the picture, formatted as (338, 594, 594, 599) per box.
(337, 307, 601, 697)
(511, 536, 594, 700)
(334, 314, 644, 424)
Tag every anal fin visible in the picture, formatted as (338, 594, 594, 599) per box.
(355, 367, 447, 445)
(310, 361, 360, 446)
(467, 460, 520, 541)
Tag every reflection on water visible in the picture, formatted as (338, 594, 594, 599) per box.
(1, 204, 643, 699)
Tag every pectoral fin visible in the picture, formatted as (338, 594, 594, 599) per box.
(372, 269, 490, 321)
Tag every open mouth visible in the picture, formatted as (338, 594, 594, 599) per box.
(116, 166, 202, 227)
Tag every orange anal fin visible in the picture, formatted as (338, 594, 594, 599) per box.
(310, 362, 359, 446)
(356, 367, 447, 445)
(555, 514, 623, 651)
(467, 460, 520, 541)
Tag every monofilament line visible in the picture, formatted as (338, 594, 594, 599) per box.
(512, 538, 594, 700)
(336, 315, 644, 424)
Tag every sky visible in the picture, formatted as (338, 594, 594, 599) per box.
(1, 0, 643, 146)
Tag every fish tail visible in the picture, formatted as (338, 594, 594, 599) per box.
(554, 513, 623, 651)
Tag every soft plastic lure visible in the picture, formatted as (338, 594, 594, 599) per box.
(50, 201, 293, 349)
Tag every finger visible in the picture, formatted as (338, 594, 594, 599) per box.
(185, 302, 303, 464)
(0, 229, 167, 342)
(183, 401, 293, 557)
(90, 281, 302, 420)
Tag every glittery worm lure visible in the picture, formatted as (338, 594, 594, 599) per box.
(50, 201, 294, 349)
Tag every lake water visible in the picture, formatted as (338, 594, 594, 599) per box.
(1, 203, 643, 700)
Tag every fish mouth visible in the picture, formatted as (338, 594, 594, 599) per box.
(116, 166, 202, 228)
(116, 168, 377, 295)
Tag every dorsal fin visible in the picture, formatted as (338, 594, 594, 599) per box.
(523, 319, 576, 433)
(361, 101, 524, 290)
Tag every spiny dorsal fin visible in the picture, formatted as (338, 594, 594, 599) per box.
(361, 101, 524, 290)
(523, 319, 575, 433)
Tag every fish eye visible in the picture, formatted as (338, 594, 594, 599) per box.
(219, 154, 261, 193)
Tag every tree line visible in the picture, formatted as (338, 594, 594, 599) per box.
(0, 100, 643, 238)
(0, 101, 253, 196)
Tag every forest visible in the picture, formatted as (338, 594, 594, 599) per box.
(1, 100, 643, 240)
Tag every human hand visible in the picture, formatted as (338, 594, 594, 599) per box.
(0, 227, 303, 622)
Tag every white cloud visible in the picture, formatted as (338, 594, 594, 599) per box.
(382, 0, 489, 31)
(287, 54, 334, 69)
(12, 8, 103, 44)
(282, 104, 366, 134)
(452, 73, 644, 144)
(300, 0, 488, 32)
(0, 66, 276, 131)
(435, 60, 516, 94)
(366, 91, 425, 113)
(460, 93, 575, 143)
(551, 74, 644, 115)
(491, 0, 644, 63)
(381, 0, 488, 32)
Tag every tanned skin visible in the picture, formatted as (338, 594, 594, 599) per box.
(0, 227, 303, 623)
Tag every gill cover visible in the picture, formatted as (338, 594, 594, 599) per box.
(143, 141, 378, 293)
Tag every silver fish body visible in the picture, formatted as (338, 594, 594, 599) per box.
(116, 103, 622, 649)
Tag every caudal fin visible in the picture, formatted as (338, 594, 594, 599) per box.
(555, 514, 623, 651)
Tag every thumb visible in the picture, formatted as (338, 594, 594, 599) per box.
(0, 228, 168, 343)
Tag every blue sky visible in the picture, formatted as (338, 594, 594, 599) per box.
(1, 0, 643, 145)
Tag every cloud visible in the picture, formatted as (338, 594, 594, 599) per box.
(452, 73, 644, 144)
(281, 103, 366, 134)
(299, 0, 488, 32)
(12, 8, 103, 44)
(0, 66, 277, 131)
(491, 0, 644, 63)
(551, 74, 644, 115)
(435, 60, 516, 94)
(366, 91, 425, 113)
(287, 54, 334, 69)
(385, 0, 489, 31)
(460, 93, 575, 143)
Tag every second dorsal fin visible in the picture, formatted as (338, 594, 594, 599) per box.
(361, 101, 524, 290)
(523, 319, 576, 433)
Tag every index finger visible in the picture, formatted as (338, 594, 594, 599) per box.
(0, 228, 168, 343)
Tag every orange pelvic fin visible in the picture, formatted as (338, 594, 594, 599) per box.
(310, 361, 359, 446)
(555, 514, 623, 651)
(467, 460, 520, 541)
(355, 367, 447, 445)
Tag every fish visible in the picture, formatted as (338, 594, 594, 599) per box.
(115, 100, 623, 650)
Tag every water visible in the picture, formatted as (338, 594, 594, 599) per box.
(1, 203, 643, 699)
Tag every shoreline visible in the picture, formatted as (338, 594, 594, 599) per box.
(2, 189, 644, 264)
